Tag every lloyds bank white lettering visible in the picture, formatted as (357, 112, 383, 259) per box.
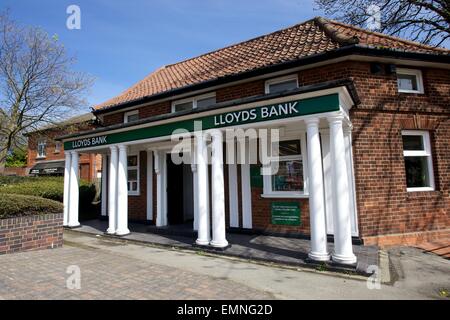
(214, 101, 299, 126)
(72, 135, 107, 149)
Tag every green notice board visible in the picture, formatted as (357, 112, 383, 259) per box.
(271, 202, 301, 226)
(250, 164, 263, 188)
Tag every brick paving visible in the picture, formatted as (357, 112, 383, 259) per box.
(0, 244, 273, 300)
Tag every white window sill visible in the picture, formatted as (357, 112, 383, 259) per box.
(128, 192, 140, 197)
(261, 193, 309, 199)
(398, 89, 423, 94)
(36, 156, 46, 160)
(407, 187, 435, 192)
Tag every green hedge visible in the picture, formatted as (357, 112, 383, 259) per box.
(0, 176, 98, 219)
(0, 176, 95, 202)
(0, 194, 63, 219)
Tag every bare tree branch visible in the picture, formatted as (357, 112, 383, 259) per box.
(0, 11, 94, 171)
(315, 0, 450, 47)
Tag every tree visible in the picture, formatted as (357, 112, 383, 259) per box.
(315, 0, 450, 47)
(5, 147, 26, 168)
(0, 11, 93, 172)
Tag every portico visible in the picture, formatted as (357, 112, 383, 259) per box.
(61, 86, 359, 264)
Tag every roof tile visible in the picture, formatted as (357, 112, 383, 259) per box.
(95, 17, 449, 111)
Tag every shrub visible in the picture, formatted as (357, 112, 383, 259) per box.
(0, 176, 99, 221)
(0, 176, 97, 205)
(0, 194, 63, 219)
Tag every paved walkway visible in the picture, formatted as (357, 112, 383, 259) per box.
(75, 219, 378, 275)
(1, 231, 448, 300)
(0, 237, 272, 300)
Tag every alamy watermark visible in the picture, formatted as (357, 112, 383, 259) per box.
(170, 121, 281, 175)
(66, 265, 81, 290)
(366, 4, 381, 31)
(366, 265, 381, 290)
(66, 5, 81, 30)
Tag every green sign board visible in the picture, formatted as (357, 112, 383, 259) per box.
(65, 93, 340, 150)
(271, 202, 301, 226)
(250, 164, 263, 188)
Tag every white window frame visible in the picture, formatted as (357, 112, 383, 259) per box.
(37, 139, 47, 158)
(396, 68, 424, 94)
(402, 130, 435, 192)
(54, 142, 62, 154)
(127, 153, 140, 196)
(171, 92, 216, 113)
(265, 74, 299, 94)
(124, 110, 139, 123)
(262, 133, 309, 198)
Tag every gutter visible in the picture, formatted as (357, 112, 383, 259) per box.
(92, 44, 449, 115)
(57, 79, 359, 141)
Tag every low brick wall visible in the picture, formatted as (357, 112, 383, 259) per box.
(0, 213, 63, 255)
(362, 229, 450, 248)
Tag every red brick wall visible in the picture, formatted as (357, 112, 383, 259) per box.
(0, 213, 63, 255)
(27, 126, 102, 182)
(295, 61, 450, 239)
(102, 112, 124, 126)
(128, 151, 148, 221)
(352, 112, 449, 238)
(3, 167, 28, 176)
(139, 101, 171, 119)
(216, 80, 265, 102)
(102, 101, 172, 127)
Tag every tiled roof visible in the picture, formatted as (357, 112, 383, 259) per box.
(95, 17, 449, 111)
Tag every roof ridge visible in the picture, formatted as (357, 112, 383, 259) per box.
(325, 18, 449, 53)
(163, 18, 318, 69)
(314, 16, 359, 46)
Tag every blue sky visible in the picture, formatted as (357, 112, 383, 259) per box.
(1, 0, 321, 112)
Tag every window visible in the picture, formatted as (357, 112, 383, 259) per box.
(262, 136, 308, 198)
(397, 68, 424, 94)
(172, 93, 216, 113)
(127, 154, 139, 195)
(124, 110, 139, 123)
(402, 130, 434, 191)
(54, 142, 62, 153)
(265, 75, 298, 94)
(37, 139, 47, 158)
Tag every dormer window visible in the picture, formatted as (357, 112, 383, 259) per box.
(124, 110, 139, 123)
(265, 75, 298, 94)
(172, 93, 216, 113)
(396, 68, 424, 94)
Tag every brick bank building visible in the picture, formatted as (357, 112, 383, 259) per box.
(58, 17, 450, 264)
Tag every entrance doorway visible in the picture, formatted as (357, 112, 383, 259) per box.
(166, 155, 194, 225)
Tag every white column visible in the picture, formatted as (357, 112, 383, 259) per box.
(240, 138, 252, 229)
(154, 150, 167, 227)
(328, 115, 357, 264)
(195, 133, 210, 245)
(210, 131, 228, 248)
(107, 146, 118, 234)
(116, 145, 130, 236)
(191, 154, 199, 231)
(68, 151, 80, 228)
(146, 150, 153, 221)
(63, 152, 71, 226)
(227, 138, 239, 228)
(101, 154, 108, 217)
(305, 118, 330, 261)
